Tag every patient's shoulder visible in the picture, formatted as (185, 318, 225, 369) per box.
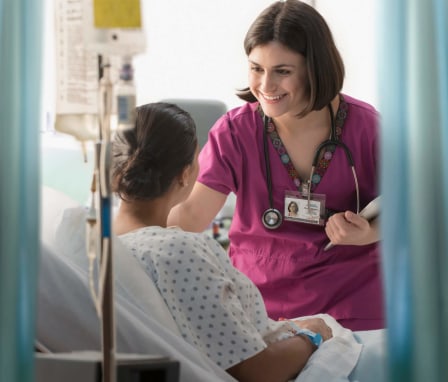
(121, 226, 223, 251)
(119, 226, 207, 250)
(119, 226, 229, 271)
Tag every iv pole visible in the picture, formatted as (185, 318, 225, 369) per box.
(97, 56, 116, 382)
(86, 2, 145, 381)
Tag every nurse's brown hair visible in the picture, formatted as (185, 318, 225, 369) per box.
(237, 0, 345, 116)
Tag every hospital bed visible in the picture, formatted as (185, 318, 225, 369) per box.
(37, 186, 387, 382)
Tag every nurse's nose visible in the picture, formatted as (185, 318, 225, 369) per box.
(260, 72, 277, 93)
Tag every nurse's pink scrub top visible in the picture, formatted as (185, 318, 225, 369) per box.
(197, 95, 384, 331)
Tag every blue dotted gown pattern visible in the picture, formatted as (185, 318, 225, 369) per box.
(119, 226, 290, 370)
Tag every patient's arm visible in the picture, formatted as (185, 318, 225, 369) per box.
(226, 334, 316, 382)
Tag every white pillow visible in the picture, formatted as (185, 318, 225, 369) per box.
(41, 186, 180, 334)
(40, 186, 80, 250)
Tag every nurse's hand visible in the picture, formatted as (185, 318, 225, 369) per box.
(325, 211, 379, 246)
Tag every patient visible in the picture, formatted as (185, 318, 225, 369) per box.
(112, 102, 333, 382)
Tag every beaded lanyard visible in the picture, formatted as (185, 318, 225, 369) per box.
(266, 96, 348, 195)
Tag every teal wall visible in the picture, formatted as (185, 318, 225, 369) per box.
(41, 133, 95, 206)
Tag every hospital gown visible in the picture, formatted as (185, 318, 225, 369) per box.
(119, 226, 289, 370)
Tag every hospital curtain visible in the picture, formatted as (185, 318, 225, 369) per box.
(379, 1, 448, 381)
(0, 0, 43, 381)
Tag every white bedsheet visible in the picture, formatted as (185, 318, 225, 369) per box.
(294, 314, 362, 382)
(294, 317, 386, 382)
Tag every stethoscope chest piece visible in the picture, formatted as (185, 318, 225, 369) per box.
(260, 102, 359, 230)
(262, 208, 283, 229)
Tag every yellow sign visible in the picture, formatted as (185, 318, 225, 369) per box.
(93, 0, 142, 28)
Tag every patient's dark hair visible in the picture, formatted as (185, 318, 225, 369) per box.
(237, 0, 344, 116)
(112, 102, 197, 201)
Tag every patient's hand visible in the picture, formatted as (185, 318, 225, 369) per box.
(292, 318, 333, 341)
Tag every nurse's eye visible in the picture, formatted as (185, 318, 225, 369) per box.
(276, 68, 292, 75)
(250, 66, 264, 73)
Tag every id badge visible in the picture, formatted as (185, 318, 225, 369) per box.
(284, 190, 326, 226)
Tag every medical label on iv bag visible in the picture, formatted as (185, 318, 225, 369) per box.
(93, 0, 142, 28)
(117, 94, 136, 127)
(55, 0, 98, 116)
(84, 0, 146, 56)
(53, 0, 100, 143)
(116, 60, 136, 131)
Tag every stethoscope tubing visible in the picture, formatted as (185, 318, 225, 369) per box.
(263, 115, 275, 208)
(262, 115, 283, 229)
(261, 104, 360, 230)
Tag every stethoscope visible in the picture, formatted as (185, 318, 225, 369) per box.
(261, 104, 360, 230)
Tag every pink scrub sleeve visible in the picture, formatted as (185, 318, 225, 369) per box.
(197, 109, 249, 196)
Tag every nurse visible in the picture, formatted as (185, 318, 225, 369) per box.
(168, 0, 384, 331)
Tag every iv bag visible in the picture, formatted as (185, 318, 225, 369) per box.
(54, 0, 100, 142)
(53, 0, 145, 144)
